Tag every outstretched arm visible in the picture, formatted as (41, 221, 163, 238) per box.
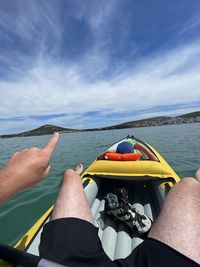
(0, 132, 59, 204)
(134, 143, 158, 161)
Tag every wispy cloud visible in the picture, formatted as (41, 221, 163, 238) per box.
(1, 39, 200, 129)
(179, 16, 200, 36)
(0, 1, 200, 134)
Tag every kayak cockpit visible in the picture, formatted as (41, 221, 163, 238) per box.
(23, 175, 174, 261)
(82, 175, 174, 260)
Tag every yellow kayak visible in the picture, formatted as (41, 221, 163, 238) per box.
(0, 136, 180, 266)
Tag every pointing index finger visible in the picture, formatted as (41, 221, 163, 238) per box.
(44, 132, 60, 157)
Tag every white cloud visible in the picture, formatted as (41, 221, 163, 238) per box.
(0, 1, 200, 133)
(179, 16, 200, 36)
(0, 40, 200, 122)
(87, 0, 119, 30)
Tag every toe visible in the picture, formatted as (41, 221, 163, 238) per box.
(75, 163, 83, 175)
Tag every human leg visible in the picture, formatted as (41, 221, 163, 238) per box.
(148, 169, 200, 264)
(51, 164, 93, 223)
(39, 164, 115, 267)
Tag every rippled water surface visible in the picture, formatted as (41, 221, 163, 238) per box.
(0, 123, 200, 245)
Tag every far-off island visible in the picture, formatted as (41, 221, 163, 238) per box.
(0, 111, 200, 138)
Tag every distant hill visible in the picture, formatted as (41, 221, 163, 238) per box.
(100, 111, 200, 130)
(178, 111, 200, 118)
(1, 111, 200, 138)
(0, 124, 77, 138)
(101, 116, 172, 130)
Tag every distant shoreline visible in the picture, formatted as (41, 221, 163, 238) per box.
(1, 111, 200, 138)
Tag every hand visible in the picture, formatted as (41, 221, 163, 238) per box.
(0, 133, 59, 202)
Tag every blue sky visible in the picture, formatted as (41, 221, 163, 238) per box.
(0, 0, 200, 134)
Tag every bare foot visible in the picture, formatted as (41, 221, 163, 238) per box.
(75, 163, 83, 175)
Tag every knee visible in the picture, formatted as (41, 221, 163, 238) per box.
(163, 177, 200, 212)
(173, 177, 199, 193)
(180, 177, 198, 186)
(195, 168, 200, 181)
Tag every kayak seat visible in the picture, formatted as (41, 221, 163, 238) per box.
(91, 179, 164, 260)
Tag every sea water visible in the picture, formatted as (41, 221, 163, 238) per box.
(0, 123, 199, 245)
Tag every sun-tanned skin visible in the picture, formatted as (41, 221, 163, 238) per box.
(149, 168, 200, 263)
(0, 132, 59, 203)
(52, 164, 93, 223)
